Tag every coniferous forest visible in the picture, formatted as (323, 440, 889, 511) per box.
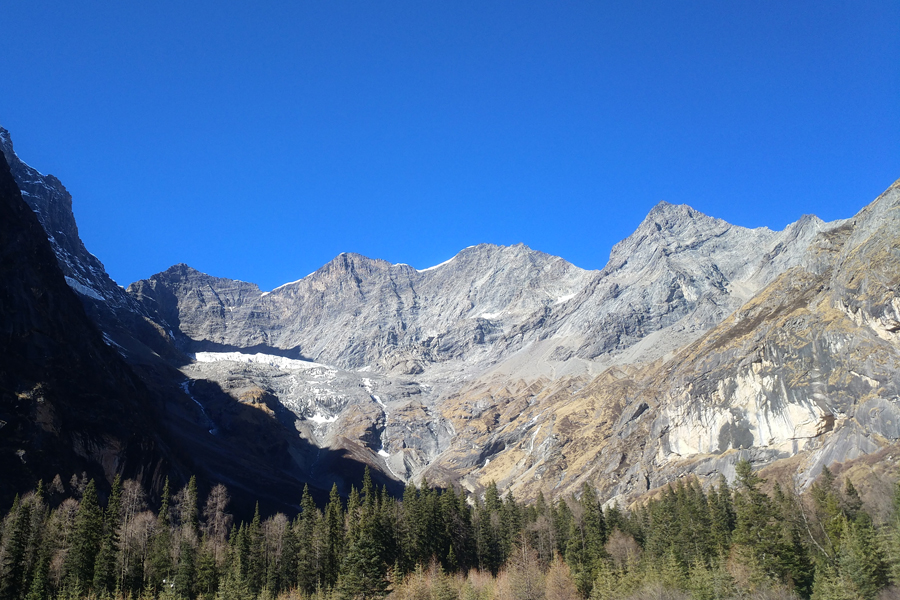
(1, 461, 899, 600)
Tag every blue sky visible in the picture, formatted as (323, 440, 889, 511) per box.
(2, 1, 898, 291)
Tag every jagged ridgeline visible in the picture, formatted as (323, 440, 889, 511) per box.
(1, 122, 899, 525)
(1, 463, 900, 600)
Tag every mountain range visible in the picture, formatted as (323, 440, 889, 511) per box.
(1, 124, 898, 511)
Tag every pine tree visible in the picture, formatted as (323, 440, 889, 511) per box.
(23, 548, 49, 600)
(216, 547, 252, 600)
(732, 460, 794, 587)
(552, 499, 574, 559)
(194, 540, 218, 598)
(500, 490, 522, 561)
(361, 468, 375, 511)
(63, 479, 103, 589)
(277, 515, 298, 592)
(21, 484, 48, 600)
(836, 517, 886, 599)
(0, 495, 29, 600)
(174, 476, 200, 598)
(148, 477, 174, 591)
(174, 540, 196, 598)
(324, 484, 344, 587)
(475, 491, 502, 575)
(336, 524, 388, 600)
(707, 475, 735, 555)
(811, 466, 844, 557)
(92, 474, 122, 594)
(296, 485, 321, 593)
(346, 487, 362, 544)
(246, 504, 265, 594)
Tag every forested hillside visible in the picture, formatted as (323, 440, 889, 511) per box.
(1, 463, 899, 600)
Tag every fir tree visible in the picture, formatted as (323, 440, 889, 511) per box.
(732, 460, 796, 587)
(62, 479, 103, 589)
(246, 503, 265, 594)
(0, 495, 29, 600)
(707, 475, 735, 555)
(148, 477, 174, 591)
(836, 517, 886, 599)
(23, 547, 49, 600)
(92, 474, 122, 594)
(324, 484, 344, 587)
(296, 485, 321, 593)
(336, 526, 388, 600)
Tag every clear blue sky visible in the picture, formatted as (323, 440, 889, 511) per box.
(2, 1, 898, 291)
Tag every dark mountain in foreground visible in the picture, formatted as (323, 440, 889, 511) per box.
(0, 141, 172, 506)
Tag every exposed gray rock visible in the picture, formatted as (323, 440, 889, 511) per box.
(446, 180, 900, 503)
(127, 194, 854, 488)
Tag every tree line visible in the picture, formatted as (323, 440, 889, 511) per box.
(0, 460, 899, 600)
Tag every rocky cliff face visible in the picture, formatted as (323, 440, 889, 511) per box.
(0, 127, 183, 367)
(0, 127, 137, 311)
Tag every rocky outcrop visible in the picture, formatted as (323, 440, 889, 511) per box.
(0, 126, 399, 511)
(0, 127, 139, 312)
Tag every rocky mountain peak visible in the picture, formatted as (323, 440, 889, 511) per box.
(629, 200, 729, 244)
(603, 202, 733, 278)
(315, 252, 394, 279)
(0, 126, 140, 312)
(0, 126, 13, 162)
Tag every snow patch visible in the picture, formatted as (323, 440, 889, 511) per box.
(309, 413, 337, 424)
(378, 449, 390, 458)
(480, 312, 501, 319)
(418, 256, 456, 272)
(65, 276, 104, 301)
(102, 333, 127, 355)
(193, 351, 330, 372)
(555, 293, 577, 304)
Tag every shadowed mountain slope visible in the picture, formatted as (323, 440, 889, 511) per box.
(0, 140, 172, 507)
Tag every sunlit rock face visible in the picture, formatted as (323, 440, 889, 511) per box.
(452, 181, 899, 504)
